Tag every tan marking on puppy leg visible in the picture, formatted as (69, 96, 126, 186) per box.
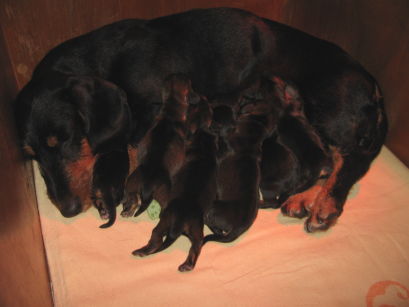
(127, 145, 139, 175)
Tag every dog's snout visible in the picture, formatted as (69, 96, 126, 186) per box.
(59, 198, 82, 217)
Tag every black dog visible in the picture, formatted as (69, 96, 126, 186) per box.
(204, 85, 276, 244)
(259, 77, 331, 212)
(15, 8, 387, 231)
(133, 100, 217, 271)
(123, 74, 193, 218)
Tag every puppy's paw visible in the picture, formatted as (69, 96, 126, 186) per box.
(178, 262, 195, 272)
(132, 249, 149, 257)
(132, 244, 157, 257)
(92, 191, 109, 220)
(121, 194, 140, 217)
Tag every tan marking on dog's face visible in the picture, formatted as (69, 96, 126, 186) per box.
(65, 139, 97, 211)
(47, 136, 58, 147)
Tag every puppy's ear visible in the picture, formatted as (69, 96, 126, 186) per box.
(67, 76, 131, 154)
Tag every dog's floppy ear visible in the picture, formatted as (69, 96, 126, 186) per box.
(67, 76, 131, 154)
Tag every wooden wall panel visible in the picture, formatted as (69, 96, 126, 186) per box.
(0, 28, 52, 307)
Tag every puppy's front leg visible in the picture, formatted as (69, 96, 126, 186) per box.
(122, 168, 142, 217)
(92, 150, 129, 228)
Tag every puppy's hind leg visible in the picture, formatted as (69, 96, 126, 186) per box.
(132, 217, 177, 256)
(132, 222, 167, 257)
(178, 222, 204, 272)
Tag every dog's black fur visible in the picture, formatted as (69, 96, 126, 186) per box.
(133, 100, 216, 271)
(259, 77, 331, 212)
(14, 8, 387, 230)
(123, 74, 192, 219)
(204, 85, 276, 244)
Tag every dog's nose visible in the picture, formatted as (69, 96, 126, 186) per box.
(59, 198, 82, 217)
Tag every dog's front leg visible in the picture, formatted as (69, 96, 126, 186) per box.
(92, 150, 129, 228)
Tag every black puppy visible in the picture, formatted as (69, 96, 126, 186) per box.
(259, 77, 331, 214)
(92, 150, 130, 228)
(123, 74, 193, 216)
(132, 100, 217, 272)
(204, 86, 276, 244)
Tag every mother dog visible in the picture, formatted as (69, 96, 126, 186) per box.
(14, 7, 387, 231)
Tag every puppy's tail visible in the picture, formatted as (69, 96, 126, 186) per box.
(99, 205, 117, 229)
(203, 232, 240, 245)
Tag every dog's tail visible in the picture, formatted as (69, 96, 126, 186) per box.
(99, 204, 117, 229)
(203, 233, 234, 245)
(203, 230, 243, 245)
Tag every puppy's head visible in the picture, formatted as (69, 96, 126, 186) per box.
(15, 74, 130, 217)
(187, 97, 213, 135)
(160, 74, 198, 122)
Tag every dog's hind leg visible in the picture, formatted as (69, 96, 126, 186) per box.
(132, 216, 178, 256)
(132, 221, 168, 257)
(305, 150, 377, 232)
(178, 222, 204, 272)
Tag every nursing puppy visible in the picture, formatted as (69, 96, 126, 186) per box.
(132, 100, 217, 272)
(123, 74, 193, 215)
(259, 77, 331, 212)
(204, 84, 276, 244)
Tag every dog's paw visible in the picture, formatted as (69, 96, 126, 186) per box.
(92, 192, 110, 220)
(132, 249, 148, 257)
(281, 186, 322, 218)
(178, 262, 195, 272)
(304, 196, 339, 233)
(121, 194, 140, 217)
(132, 244, 157, 257)
(281, 197, 309, 218)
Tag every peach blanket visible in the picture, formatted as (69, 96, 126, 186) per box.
(34, 147, 409, 306)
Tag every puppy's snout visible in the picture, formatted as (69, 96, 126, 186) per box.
(59, 197, 82, 217)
